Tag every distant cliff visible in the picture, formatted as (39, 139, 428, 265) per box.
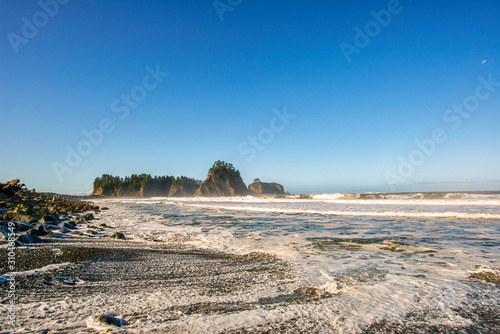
(248, 181, 285, 195)
(194, 161, 251, 197)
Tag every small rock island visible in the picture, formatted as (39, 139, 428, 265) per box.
(248, 179, 286, 195)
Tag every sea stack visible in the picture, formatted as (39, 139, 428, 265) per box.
(248, 180, 285, 195)
(194, 160, 251, 197)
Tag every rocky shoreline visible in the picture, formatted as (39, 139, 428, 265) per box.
(0, 179, 104, 246)
(0, 179, 301, 332)
(3, 180, 498, 333)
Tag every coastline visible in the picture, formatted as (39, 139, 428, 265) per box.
(1, 181, 499, 333)
(2, 207, 498, 333)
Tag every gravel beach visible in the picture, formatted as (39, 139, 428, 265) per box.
(1, 236, 312, 333)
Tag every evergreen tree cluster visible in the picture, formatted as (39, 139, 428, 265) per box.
(93, 174, 201, 197)
(207, 160, 239, 177)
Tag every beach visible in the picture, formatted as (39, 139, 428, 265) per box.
(1, 192, 499, 332)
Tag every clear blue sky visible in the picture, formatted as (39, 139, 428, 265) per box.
(1, 0, 499, 194)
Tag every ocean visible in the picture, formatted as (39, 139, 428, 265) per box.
(87, 192, 500, 332)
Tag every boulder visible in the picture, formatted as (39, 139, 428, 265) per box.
(26, 224, 50, 236)
(43, 224, 60, 231)
(13, 214, 37, 224)
(110, 232, 126, 240)
(87, 314, 127, 330)
(52, 276, 77, 285)
(194, 170, 251, 197)
(14, 222, 33, 232)
(59, 222, 76, 230)
(84, 229, 98, 235)
(1, 221, 32, 233)
(0, 226, 10, 240)
(82, 213, 95, 221)
(16, 234, 43, 243)
(248, 182, 285, 195)
(59, 227, 71, 234)
(39, 216, 57, 224)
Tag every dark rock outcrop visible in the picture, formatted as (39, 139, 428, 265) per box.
(248, 182, 285, 195)
(138, 180, 172, 197)
(0, 179, 100, 246)
(0, 179, 25, 196)
(169, 184, 199, 197)
(195, 170, 251, 197)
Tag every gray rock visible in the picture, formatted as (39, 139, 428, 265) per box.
(13, 214, 37, 223)
(26, 224, 50, 236)
(44, 224, 60, 231)
(84, 229, 98, 235)
(82, 213, 95, 221)
(14, 222, 33, 232)
(0, 226, 10, 240)
(16, 234, 43, 243)
(110, 232, 125, 240)
(87, 314, 127, 329)
(39, 216, 57, 224)
(59, 227, 71, 234)
(59, 222, 76, 230)
(53, 276, 76, 285)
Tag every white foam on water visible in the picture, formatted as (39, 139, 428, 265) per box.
(10, 194, 499, 332)
(173, 202, 500, 219)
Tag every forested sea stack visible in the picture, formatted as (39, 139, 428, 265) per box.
(194, 161, 251, 197)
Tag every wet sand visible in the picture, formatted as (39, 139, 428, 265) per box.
(1, 237, 303, 333)
(2, 236, 499, 333)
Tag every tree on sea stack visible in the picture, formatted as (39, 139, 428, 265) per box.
(253, 178, 261, 183)
(195, 160, 250, 196)
(207, 160, 240, 177)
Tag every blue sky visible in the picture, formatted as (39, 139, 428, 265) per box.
(1, 0, 499, 194)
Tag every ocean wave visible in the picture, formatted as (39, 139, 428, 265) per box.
(180, 203, 500, 219)
(312, 192, 500, 201)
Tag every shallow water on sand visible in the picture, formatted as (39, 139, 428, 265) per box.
(89, 193, 500, 332)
